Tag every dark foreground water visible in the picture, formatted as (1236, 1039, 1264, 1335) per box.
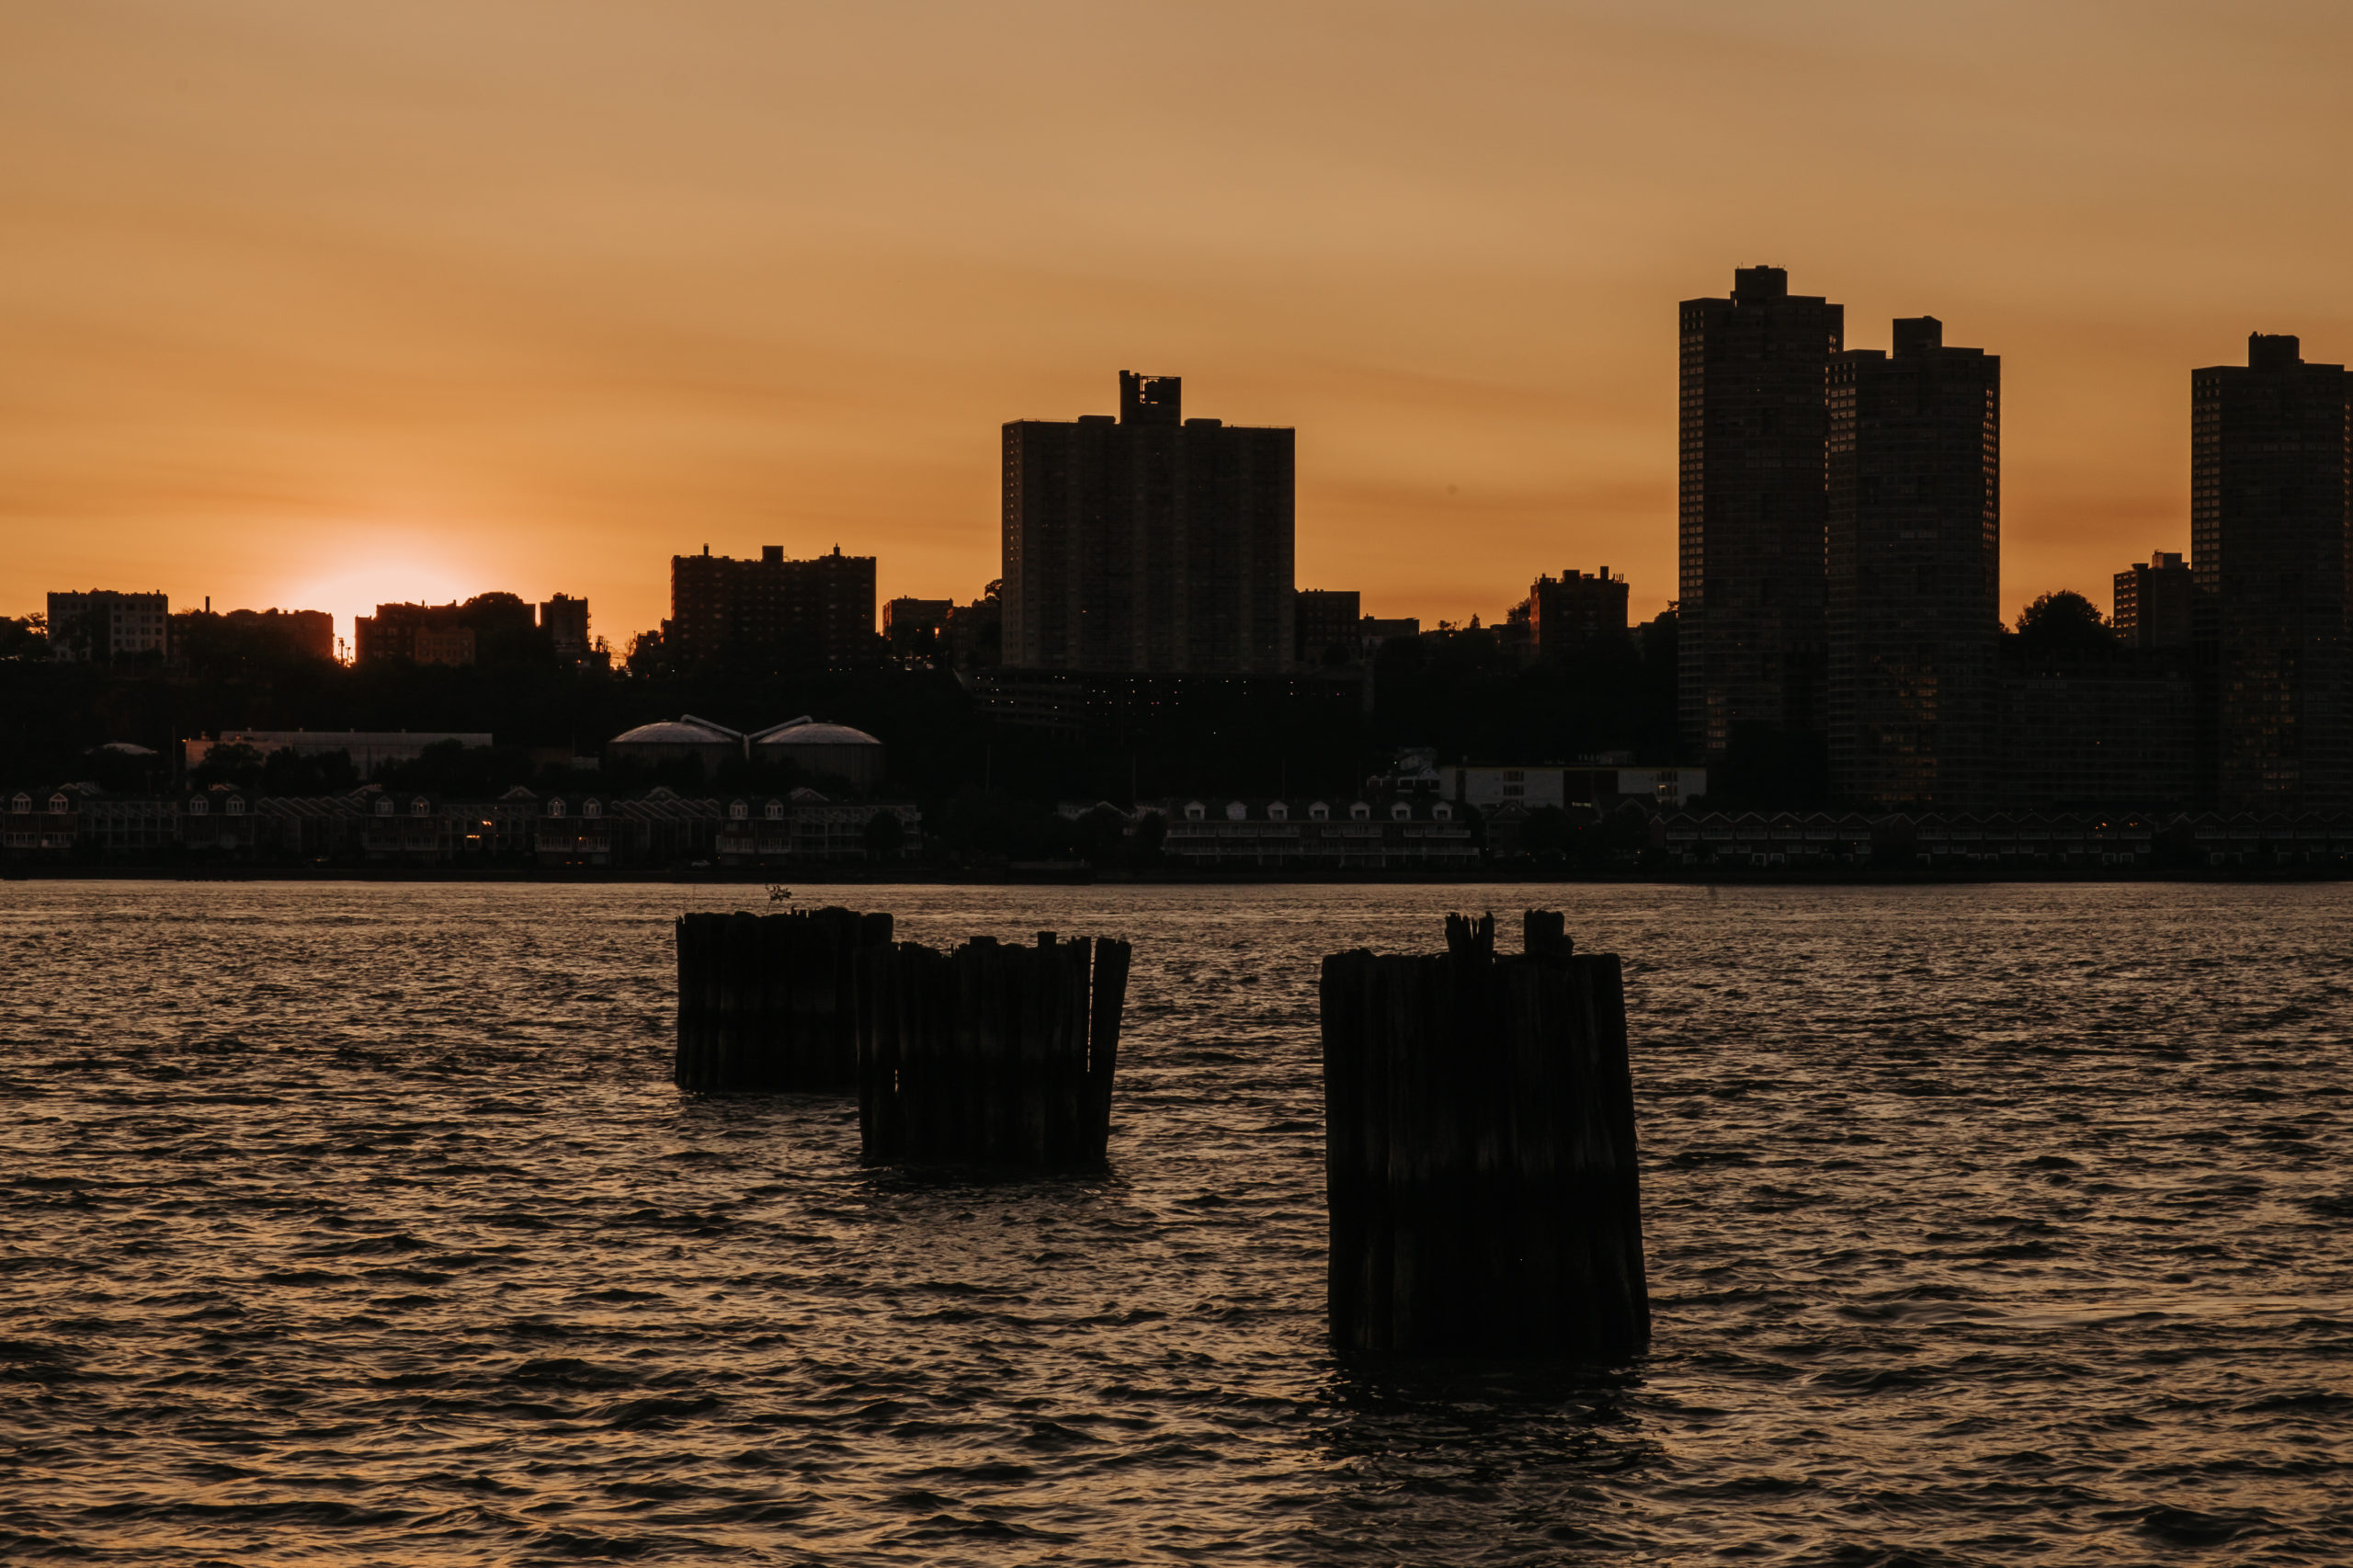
(2, 882, 2349, 1566)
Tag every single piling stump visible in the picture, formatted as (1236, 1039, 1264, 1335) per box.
(856, 934, 1131, 1168)
(1321, 909, 1646, 1357)
(674, 907, 895, 1091)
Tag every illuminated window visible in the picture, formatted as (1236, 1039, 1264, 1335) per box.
(548, 799, 566, 818)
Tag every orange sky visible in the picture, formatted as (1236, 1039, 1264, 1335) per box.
(6, 2, 2351, 652)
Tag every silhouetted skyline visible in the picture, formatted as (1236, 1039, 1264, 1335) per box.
(6, 6, 2350, 644)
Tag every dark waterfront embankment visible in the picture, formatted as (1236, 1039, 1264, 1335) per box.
(5, 881, 2350, 1564)
(8, 863, 2353, 886)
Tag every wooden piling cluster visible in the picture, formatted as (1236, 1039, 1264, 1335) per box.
(855, 932, 1132, 1168)
(1321, 909, 1649, 1357)
(674, 908, 894, 1091)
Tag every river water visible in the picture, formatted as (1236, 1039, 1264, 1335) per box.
(2, 881, 2348, 1565)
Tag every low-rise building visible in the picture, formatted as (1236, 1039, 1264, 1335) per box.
(1443, 764, 1707, 812)
(748, 718, 886, 790)
(1142, 796, 1477, 870)
(1296, 589, 1362, 665)
(540, 594, 592, 663)
(1358, 616, 1420, 656)
(3, 789, 84, 851)
(78, 794, 180, 855)
(1655, 811, 1878, 867)
(1516, 567, 1629, 655)
(166, 607, 336, 664)
(2113, 552, 2193, 650)
(179, 787, 260, 854)
(1651, 810, 2176, 869)
(47, 590, 168, 662)
(606, 716, 743, 780)
(972, 669, 1369, 738)
(361, 792, 462, 862)
(2178, 812, 2353, 869)
(712, 790, 920, 865)
(883, 597, 952, 653)
(1906, 812, 2161, 867)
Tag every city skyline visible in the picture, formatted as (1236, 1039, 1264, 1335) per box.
(8, 6, 2352, 646)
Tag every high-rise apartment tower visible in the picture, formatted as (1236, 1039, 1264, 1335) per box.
(1826, 316, 2001, 810)
(2192, 334, 2351, 809)
(1003, 372, 1294, 674)
(1678, 267, 1845, 760)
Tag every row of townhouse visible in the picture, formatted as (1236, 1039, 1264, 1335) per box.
(1655, 812, 1882, 867)
(2176, 813, 2353, 869)
(1131, 797, 1479, 870)
(4, 785, 920, 868)
(1654, 810, 2353, 869)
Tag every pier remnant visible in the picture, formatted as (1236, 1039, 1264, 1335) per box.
(675, 907, 894, 1091)
(1321, 908, 1648, 1356)
(855, 931, 1132, 1168)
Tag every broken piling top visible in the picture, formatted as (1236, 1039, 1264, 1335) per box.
(674, 906, 896, 1092)
(1440, 908, 1571, 961)
(1321, 908, 1647, 1358)
(855, 931, 1132, 1170)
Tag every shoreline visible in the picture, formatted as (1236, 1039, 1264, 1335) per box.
(5, 865, 2346, 887)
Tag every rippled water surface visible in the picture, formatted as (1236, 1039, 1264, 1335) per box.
(3, 881, 2350, 1565)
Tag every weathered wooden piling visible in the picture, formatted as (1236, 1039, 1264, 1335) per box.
(675, 907, 895, 1091)
(855, 931, 1131, 1168)
(1321, 908, 1648, 1357)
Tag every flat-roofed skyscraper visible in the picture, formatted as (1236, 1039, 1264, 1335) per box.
(2193, 333, 2351, 809)
(1003, 372, 1293, 673)
(1826, 316, 2001, 810)
(1678, 267, 1845, 762)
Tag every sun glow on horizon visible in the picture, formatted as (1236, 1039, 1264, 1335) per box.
(280, 552, 485, 662)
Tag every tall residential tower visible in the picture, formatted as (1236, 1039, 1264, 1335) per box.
(1003, 372, 1294, 674)
(2193, 334, 2351, 809)
(1677, 267, 1845, 762)
(1826, 316, 2002, 810)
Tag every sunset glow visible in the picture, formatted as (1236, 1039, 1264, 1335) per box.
(6, 3, 2351, 637)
